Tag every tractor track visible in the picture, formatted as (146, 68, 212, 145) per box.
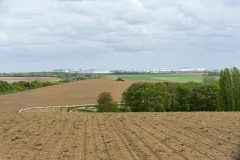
(2, 115, 59, 158)
(160, 116, 240, 150)
(103, 114, 139, 160)
(96, 115, 112, 160)
(111, 115, 184, 160)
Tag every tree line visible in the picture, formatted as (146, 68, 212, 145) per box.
(121, 81, 218, 112)
(0, 80, 59, 95)
(0, 72, 108, 82)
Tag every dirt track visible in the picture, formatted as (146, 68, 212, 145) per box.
(0, 112, 239, 160)
(0, 77, 61, 83)
(0, 79, 158, 112)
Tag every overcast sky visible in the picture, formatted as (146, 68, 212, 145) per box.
(0, 0, 240, 72)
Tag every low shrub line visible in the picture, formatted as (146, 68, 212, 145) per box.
(0, 80, 61, 96)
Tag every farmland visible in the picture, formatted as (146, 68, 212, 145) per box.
(0, 112, 239, 159)
(0, 79, 159, 112)
(106, 74, 205, 83)
(0, 77, 61, 83)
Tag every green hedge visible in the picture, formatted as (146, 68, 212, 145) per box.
(0, 80, 60, 95)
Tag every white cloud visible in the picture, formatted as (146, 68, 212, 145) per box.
(0, 0, 240, 72)
(131, 0, 144, 7)
(0, 32, 9, 43)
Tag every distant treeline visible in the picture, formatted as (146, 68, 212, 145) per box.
(109, 71, 153, 75)
(0, 80, 59, 95)
(109, 71, 213, 75)
(0, 72, 58, 77)
(207, 71, 220, 76)
(121, 67, 240, 112)
(0, 72, 108, 82)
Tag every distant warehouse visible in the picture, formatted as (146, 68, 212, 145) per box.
(53, 69, 70, 72)
(152, 68, 172, 73)
(180, 69, 205, 72)
(79, 69, 111, 74)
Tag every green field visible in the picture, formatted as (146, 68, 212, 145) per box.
(106, 74, 204, 83)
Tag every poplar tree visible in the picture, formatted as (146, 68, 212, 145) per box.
(231, 67, 240, 111)
(218, 68, 233, 111)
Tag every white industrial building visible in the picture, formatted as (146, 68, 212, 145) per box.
(152, 68, 159, 73)
(181, 69, 205, 72)
(53, 69, 70, 72)
(159, 68, 172, 73)
(152, 68, 172, 73)
(79, 69, 111, 74)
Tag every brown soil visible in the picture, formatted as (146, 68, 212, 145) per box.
(0, 79, 158, 112)
(0, 112, 239, 160)
(0, 77, 61, 83)
(168, 73, 204, 76)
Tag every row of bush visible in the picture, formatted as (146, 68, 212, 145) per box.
(122, 81, 218, 112)
(0, 80, 59, 93)
(0, 72, 109, 82)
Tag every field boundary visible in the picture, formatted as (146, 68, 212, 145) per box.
(18, 103, 125, 113)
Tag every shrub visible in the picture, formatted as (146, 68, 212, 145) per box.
(97, 92, 119, 112)
(17, 81, 28, 88)
(5, 86, 10, 91)
(1, 87, 6, 92)
(125, 107, 132, 112)
(43, 81, 52, 87)
(30, 80, 43, 88)
(15, 86, 24, 91)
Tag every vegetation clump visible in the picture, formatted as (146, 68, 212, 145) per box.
(0, 80, 60, 95)
(97, 92, 119, 112)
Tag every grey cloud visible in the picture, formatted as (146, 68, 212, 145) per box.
(224, 0, 240, 7)
(1, 0, 240, 72)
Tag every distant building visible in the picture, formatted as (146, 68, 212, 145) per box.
(152, 68, 159, 73)
(79, 69, 111, 74)
(152, 68, 171, 73)
(205, 69, 222, 71)
(112, 70, 125, 73)
(53, 69, 70, 72)
(180, 69, 205, 72)
(159, 68, 171, 73)
(71, 71, 80, 73)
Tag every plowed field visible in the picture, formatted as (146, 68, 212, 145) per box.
(0, 79, 159, 112)
(0, 77, 61, 83)
(0, 112, 239, 160)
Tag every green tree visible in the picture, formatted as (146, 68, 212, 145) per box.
(196, 82, 218, 111)
(218, 68, 233, 111)
(122, 82, 171, 112)
(202, 74, 218, 84)
(186, 81, 202, 111)
(97, 92, 118, 112)
(122, 82, 144, 110)
(231, 67, 240, 111)
(177, 85, 191, 111)
(30, 80, 43, 88)
(163, 82, 180, 111)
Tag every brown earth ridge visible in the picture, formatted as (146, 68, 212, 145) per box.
(0, 79, 159, 112)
